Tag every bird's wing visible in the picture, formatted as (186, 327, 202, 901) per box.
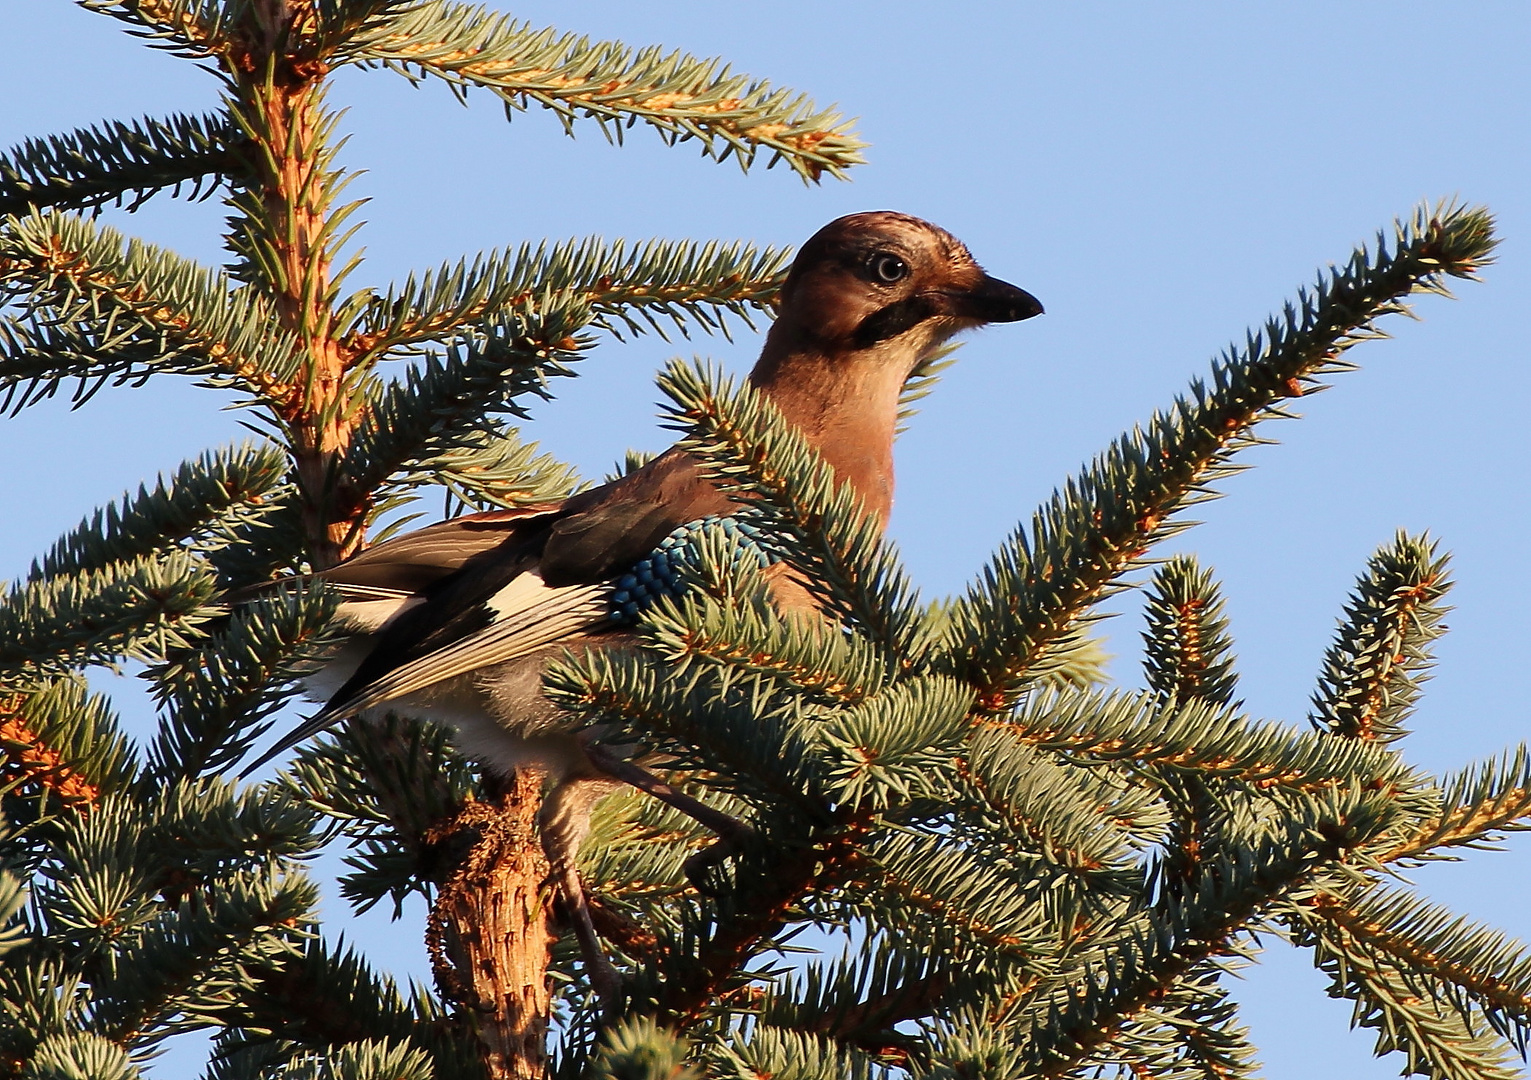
(539, 497, 699, 585)
(333, 472, 732, 692)
(239, 464, 726, 776)
(224, 504, 566, 608)
(239, 572, 611, 777)
(321, 495, 692, 703)
(319, 504, 566, 595)
(326, 571, 610, 716)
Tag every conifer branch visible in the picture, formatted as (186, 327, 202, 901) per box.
(961, 727, 1140, 876)
(146, 584, 339, 782)
(757, 940, 950, 1061)
(0, 211, 301, 410)
(204, 487, 309, 589)
(0, 961, 87, 1061)
(87, 865, 318, 1051)
(342, 2, 866, 181)
(0, 862, 26, 961)
(283, 715, 478, 911)
(277, 1039, 437, 1080)
(222, 939, 471, 1072)
(1140, 558, 1241, 914)
(709, 1027, 875, 1080)
(658, 359, 929, 662)
(15, 1032, 135, 1080)
(944, 202, 1496, 712)
(1004, 690, 1416, 794)
(306, 0, 421, 58)
(1303, 887, 1531, 1051)
(1288, 893, 1521, 1080)
(574, 785, 756, 916)
(547, 646, 902, 1025)
(644, 814, 878, 1023)
(1015, 788, 1397, 1077)
(1, 694, 102, 809)
(1386, 748, 1531, 862)
(408, 429, 584, 513)
(1311, 532, 1450, 745)
(927, 1015, 1033, 1080)
(30, 445, 288, 582)
(897, 343, 961, 436)
(757, 905, 1032, 1051)
(217, 61, 369, 563)
(639, 548, 896, 706)
(546, 647, 827, 812)
(1025, 627, 1113, 691)
(354, 237, 790, 355)
(0, 551, 219, 675)
(342, 317, 587, 502)
(588, 1017, 695, 1080)
(817, 676, 971, 812)
(220, 85, 363, 333)
(859, 830, 1058, 961)
(1072, 961, 1261, 1080)
(79, 0, 235, 59)
(13, 781, 325, 1066)
(149, 776, 325, 871)
(0, 112, 245, 218)
(1142, 556, 1239, 708)
(0, 677, 133, 809)
(580, 788, 709, 901)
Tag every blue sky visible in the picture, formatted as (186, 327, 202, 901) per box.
(2, 3, 1529, 1075)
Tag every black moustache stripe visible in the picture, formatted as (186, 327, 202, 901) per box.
(853, 296, 936, 348)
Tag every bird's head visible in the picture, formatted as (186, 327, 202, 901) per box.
(758, 211, 1043, 382)
(744, 211, 1042, 523)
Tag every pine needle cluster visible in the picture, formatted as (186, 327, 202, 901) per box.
(0, 4, 1522, 1080)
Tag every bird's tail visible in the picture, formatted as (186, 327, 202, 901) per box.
(237, 705, 353, 779)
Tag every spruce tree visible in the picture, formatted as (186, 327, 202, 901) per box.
(0, 4, 1524, 1080)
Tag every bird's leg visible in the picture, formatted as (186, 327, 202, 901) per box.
(579, 741, 753, 848)
(553, 855, 620, 1013)
(537, 779, 621, 1013)
(579, 741, 754, 891)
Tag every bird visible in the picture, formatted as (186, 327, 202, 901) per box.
(242, 211, 1043, 997)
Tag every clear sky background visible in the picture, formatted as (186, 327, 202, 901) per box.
(2, 2, 1529, 1076)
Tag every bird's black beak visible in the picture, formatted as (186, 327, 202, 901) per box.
(935, 274, 1044, 324)
(854, 273, 1044, 348)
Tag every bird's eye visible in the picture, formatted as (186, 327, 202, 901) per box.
(867, 252, 909, 284)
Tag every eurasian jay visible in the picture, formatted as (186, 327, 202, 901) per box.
(244, 211, 1042, 995)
